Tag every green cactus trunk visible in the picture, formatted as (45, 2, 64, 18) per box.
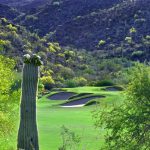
(17, 63, 39, 150)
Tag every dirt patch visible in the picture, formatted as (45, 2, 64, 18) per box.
(48, 92, 76, 100)
(61, 96, 104, 106)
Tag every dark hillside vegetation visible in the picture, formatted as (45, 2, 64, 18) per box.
(0, 0, 148, 86)
(17, 0, 123, 35)
(52, 0, 150, 60)
(0, 0, 52, 11)
(0, 4, 20, 20)
(12, 0, 149, 61)
(1, 17, 115, 89)
(0, 0, 39, 7)
(0, 0, 149, 61)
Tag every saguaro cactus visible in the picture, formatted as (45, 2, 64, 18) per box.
(17, 54, 42, 150)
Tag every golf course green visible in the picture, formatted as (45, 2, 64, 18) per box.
(11, 86, 124, 150)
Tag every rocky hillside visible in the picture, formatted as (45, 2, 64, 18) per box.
(0, 0, 35, 7)
(0, 17, 101, 86)
(0, 4, 20, 20)
(0, 0, 149, 61)
(0, 0, 51, 11)
(52, 0, 150, 60)
(18, 0, 123, 35)
(13, 0, 149, 60)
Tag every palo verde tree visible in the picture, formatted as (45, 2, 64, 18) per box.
(17, 54, 42, 150)
(0, 55, 20, 150)
(94, 64, 150, 150)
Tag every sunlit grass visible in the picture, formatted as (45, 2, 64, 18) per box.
(6, 86, 124, 150)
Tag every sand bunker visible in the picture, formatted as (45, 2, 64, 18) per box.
(61, 96, 104, 107)
(48, 92, 76, 100)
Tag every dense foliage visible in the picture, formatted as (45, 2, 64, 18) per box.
(0, 17, 97, 88)
(94, 64, 150, 150)
(0, 55, 20, 149)
(0, 18, 133, 89)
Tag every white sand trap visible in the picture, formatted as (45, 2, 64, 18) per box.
(60, 104, 85, 108)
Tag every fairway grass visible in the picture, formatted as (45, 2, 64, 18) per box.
(37, 86, 124, 149)
(37, 103, 103, 150)
(6, 86, 124, 150)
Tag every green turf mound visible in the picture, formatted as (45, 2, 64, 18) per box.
(68, 93, 93, 100)
(48, 92, 76, 100)
(85, 101, 98, 106)
(51, 88, 67, 92)
(103, 86, 124, 91)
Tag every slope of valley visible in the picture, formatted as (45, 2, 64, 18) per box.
(0, 0, 149, 86)
(0, 17, 108, 87)
(0, 3, 20, 20)
(14, 0, 150, 61)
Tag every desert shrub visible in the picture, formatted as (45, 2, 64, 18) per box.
(6, 24, 17, 31)
(65, 79, 77, 88)
(131, 50, 144, 57)
(25, 15, 38, 22)
(40, 76, 55, 90)
(60, 67, 75, 80)
(74, 77, 87, 86)
(65, 77, 87, 88)
(38, 81, 44, 93)
(59, 126, 81, 150)
(125, 36, 132, 43)
(98, 40, 106, 46)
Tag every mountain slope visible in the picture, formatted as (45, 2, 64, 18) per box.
(0, 0, 34, 7)
(0, 0, 150, 61)
(0, 4, 20, 20)
(0, 0, 51, 11)
(52, 0, 150, 50)
(16, 0, 150, 61)
(18, 0, 124, 35)
(0, 17, 100, 86)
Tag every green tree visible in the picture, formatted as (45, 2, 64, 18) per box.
(94, 64, 150, 150)
(0, 55, 20, 149)
(40, 75, 55, 90)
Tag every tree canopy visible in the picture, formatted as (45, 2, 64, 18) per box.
(0, 55, 20, 149)
(94, 64, 150, 150)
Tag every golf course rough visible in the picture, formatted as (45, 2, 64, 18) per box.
(17, 54, 42, 150)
